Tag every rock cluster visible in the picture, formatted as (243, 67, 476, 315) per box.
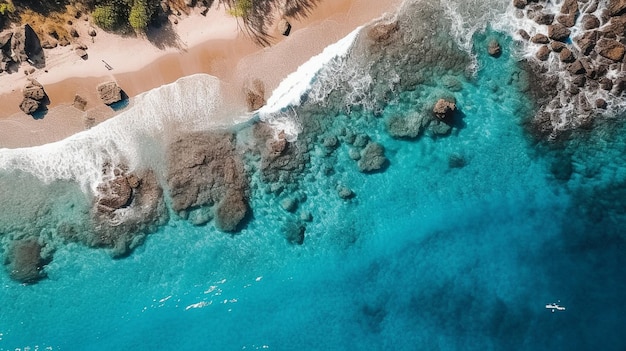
(167, 131, 250, 232)
(0, 24, 44, 74)
(91, 165, 167, 257)
(253, 123, 309, 183)
(514, 0, 626, 138)
(19, 79, 47, 114)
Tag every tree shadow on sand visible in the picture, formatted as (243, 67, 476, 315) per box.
(146, 21, 185, 50)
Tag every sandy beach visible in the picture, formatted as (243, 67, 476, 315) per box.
(0, 0, 401, 148)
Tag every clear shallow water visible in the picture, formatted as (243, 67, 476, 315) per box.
(2, 5, 626, 351)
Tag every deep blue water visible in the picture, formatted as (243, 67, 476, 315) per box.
(2, 20, 626, 351)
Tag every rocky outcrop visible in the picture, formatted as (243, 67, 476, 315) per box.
(433, 98, 456, 120)
(596, 39, 626, 61)
(358, 142, 387, 173)
(91, 166, 167, 257)
(97, 81, 122, 105)
(488, 39, 501, 57)
(385, 112, 428, 139)
(515, 0, 626, 138)
(19, 80, 47, 114)
(244, 79, 265, 111)
(167, 131, 250, 232)
(278, 18, 292, 36)
(10, 24, 43, 64)
(4, 239, 49, 283)
(367, 20, 399, 43)
(607, 0, 626, 16)
(252, 123, 308, 183)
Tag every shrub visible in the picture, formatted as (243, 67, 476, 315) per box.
(228, 0, 252, 17)
(0, 1, 15, 15)
(128, 0, 149, 31)
(92, 5, 118, 30)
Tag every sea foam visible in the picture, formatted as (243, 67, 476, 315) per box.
(0, 74, 230, 192)
(257, 27, 363, 141)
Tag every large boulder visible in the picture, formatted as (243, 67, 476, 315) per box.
(385, 112, 428, 138)
(19, 98, 40, 114)
(244, 79, 265, 111)
(608, 0, 626, 16)
(548, 24, 571, 41)
(91, 168, 167, 257)
(214, 190, 248, 232)
(10, 24, 42, 63)
(4, 239, 48, 283)
(0, 30, 12, 49)
(22, 80, 46, 100)
(596, 39, 626, 62)
(357, 142, 387, 173)
(433, 98, 456, 120)
(367, 20, 399, 43)
(167, 131, 250, 232)
(561, 0, 578, 14)
(96, 175, 133, 211)
(97, 81, 122, 105)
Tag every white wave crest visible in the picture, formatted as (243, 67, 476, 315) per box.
(0, 74, 231, 192)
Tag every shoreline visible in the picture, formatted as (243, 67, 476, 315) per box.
(0, 0, 402, 149)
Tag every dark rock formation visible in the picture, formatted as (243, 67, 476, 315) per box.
(567, 59, 586, 74)
(76, 48, 88, 59)
(10, 24, 43, 65)
(96, 176, 132, 211)
(513, 0, 527, 9)
(88, 28, 97, 37)
(596, 38, 626, 61)
(92, 168, 167, 256)
(278, 18, 292, 36)
(0, 30, 12, 48)
(385, 112, 428, 139)
(559, 48, 575, 62)
(73, 94, 87, 111)
(337, 185, 355, 199)
(548, 23, 571, 41)
(244, 79, 265, 111)
(4, 239, 49, 283)
(551, 41, 566, 52)
(488, 39, 501, 57)
(19, 98, 39, 114)
(561, 0, 579, 14)
(535, 13, 555, 25)
(283, 220, 305, 245)
(557, 14, 577, 27)
(575, 30, 598, 55)
(252, 123, 308, 183)
(535, 45, 550, 61)
(97, 81, 122, 105)
(358, 142, 387, 173)
(531, 33, 550, 44)
(367, 20, 399, 43)
(22, 80, 45, 100)
(582, 14, 601, 29)
(433, 98, 456, 120)
(166, 131, 249, 232)
(608, 0, 626, 16)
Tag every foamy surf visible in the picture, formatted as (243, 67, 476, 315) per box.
(257, 26, 363, 141)
(0, 74, 234, 192)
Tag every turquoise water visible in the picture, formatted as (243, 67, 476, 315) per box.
(2, 5, 626, 351)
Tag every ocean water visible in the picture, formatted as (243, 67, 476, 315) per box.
(2, 0, 626, 350)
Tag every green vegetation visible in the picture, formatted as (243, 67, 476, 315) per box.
(129, 0, 150, 31)
(92, 5, 119, 30)
(0, 1, 15, 15)
(227, 0, 252, 17)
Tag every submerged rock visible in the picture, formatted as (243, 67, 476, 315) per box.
(358, 142, 387, 173)
(4, 239, 49, 283)
(337, 185, 355, 199)
(385, 113, 428, 138)
(167, 131, 250, 232)
(367, 20, 399, 43)
(488, 39, 501, 57)
(91, 168, 167, 257)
